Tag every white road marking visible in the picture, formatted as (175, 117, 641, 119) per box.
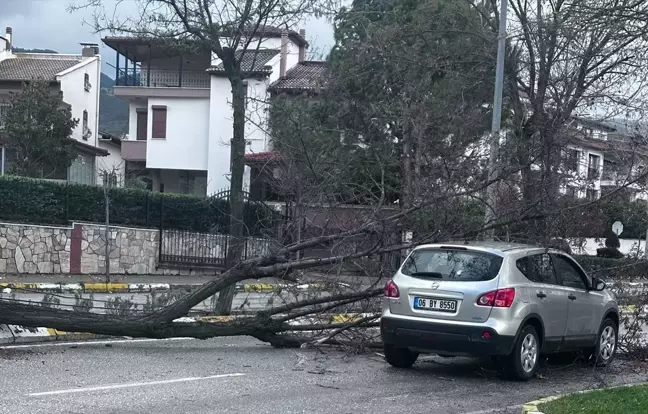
(1, 337, 194, 349)
(27, 373, 246, 396)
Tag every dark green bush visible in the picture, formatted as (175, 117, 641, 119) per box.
(574, 255, 648, 280)
(0, 175, 276, 235)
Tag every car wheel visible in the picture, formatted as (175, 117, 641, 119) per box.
(587, 318, 617, 366)
(506, 325, 540, 381)
(384, 344, 418, 368)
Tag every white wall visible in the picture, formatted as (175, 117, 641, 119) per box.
(96, 141, 125, 186)
(569, 238, 646, 258)
(146, 97, 210, 171)
(58, 56, 101, 146)
(207, 77, 234, 194)
(206, 41, 301, 195)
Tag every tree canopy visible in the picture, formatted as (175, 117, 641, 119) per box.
(0, 81, 78, 179)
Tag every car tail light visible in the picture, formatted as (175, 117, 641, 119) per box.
(477, 288, 515, 308)
(384, 280, 400, 298)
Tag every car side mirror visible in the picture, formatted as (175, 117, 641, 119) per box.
(592, 277, 606, 291)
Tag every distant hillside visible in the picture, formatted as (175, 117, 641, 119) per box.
(99, 73, 128, 136)
(12, 47, 58, 53)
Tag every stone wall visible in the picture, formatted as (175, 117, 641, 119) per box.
(0, 224, 71, 274)
(0, 221, 272, 275)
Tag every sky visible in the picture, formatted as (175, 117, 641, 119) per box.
(0, 0, 336, 77)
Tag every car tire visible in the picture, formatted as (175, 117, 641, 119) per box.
(384, 344, 418, 368)
(585, 318, 618, 366)
(505, 325, 540, 381)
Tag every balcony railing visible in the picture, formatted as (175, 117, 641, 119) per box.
(121, 140, 147, 162)
(116, 68, 210, 89)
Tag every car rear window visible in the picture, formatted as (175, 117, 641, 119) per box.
(400, 249, 503, 281)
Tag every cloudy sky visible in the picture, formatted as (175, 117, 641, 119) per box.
(1, 0, 336, 77)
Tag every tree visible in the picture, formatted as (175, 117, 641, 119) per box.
(326, 0, 496, 210)
(73, 0, 336, 314)
(0, 81, 78, 178)
(3, 0, 645, 349)
(471, 0, 648, 240)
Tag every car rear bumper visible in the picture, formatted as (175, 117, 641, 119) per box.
(380, 317, 515, 356)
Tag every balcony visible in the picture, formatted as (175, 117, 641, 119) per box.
(121, 140, 147, 162)
(117, 68, 210, 88)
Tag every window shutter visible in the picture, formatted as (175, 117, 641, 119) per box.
(151, 106, 167, 139)
(136, 110, 148, 140)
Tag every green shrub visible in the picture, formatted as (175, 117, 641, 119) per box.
(0, 175, 276, 235)
(574, 255, 648, 280)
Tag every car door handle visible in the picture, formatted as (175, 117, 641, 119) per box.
(536, 292, 547, 299)
(568, 294, 577, 301)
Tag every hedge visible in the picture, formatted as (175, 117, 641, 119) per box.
(0, 175, 276, 235)
(573, 255, 648, 280)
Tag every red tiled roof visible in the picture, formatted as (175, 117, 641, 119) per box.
(244, 151, 281, 162)
(208, 49, 279, 76)
(269, 61, 329, 92)
(0, 56, 82, 81)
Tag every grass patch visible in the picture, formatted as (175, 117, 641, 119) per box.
(540, 384, 648, 414)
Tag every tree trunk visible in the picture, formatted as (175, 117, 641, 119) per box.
(215, 76, 250, 315)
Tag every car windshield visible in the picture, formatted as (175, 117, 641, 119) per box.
(400, 249, 503, 281)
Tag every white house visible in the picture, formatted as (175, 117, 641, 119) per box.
(103, 26, 308, 196)
(558, 117, 648, 201)
(0, 26, 112, 185)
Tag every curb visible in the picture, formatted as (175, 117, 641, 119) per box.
(0, 281, 350, 295)
(521, 382, 648, 413)
(0, 323, 108, 345)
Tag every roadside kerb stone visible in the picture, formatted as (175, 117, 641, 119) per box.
(521, 382, 648, 414)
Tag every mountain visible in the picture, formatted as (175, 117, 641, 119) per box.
(12, 47, 58, 53)
(99, 73, 128, 136)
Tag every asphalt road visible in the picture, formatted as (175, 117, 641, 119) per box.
(1, 337, 646, 414)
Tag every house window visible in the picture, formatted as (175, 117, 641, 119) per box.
(587, 154, 601, 180)
(68, 154, 95, 185)
(565, 186, 577, 199)
(564, 149, 580, 172)
(586, 189, 599, 201)
(84, 73, 91, 92)
(82, 110, 89, 140)
(136, 109, 148, 140)
(151, 106, 167, 139)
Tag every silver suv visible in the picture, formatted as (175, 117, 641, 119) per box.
(381, 242, 618, 380)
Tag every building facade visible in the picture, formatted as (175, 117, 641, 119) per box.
(0, 26, 111, 185)
(103, 27, 308, 196)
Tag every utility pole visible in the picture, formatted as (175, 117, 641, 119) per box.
(102, 171, 112, 283)
(484, 0, 509, 240)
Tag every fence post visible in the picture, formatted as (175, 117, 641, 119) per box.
(64, 183, 70, 223)
(158, 197, 164, 262)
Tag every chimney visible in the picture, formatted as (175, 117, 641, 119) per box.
(81, 43, 99, 58)
(298, 29, 306, 62)
(279, 30, 288, 78)
(5, 27, 12, 51)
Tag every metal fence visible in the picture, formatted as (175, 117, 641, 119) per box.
(159, 228, 274, 269)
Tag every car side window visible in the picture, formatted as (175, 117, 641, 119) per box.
(551, 254, 588, 290)
(516, 253, 558, 285)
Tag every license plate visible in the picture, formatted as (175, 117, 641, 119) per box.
(413, 297, 457, 313)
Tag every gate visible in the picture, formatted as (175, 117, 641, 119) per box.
(158, 190, 288, 269)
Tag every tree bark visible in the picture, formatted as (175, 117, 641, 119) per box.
(215, 75, 247, 315)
